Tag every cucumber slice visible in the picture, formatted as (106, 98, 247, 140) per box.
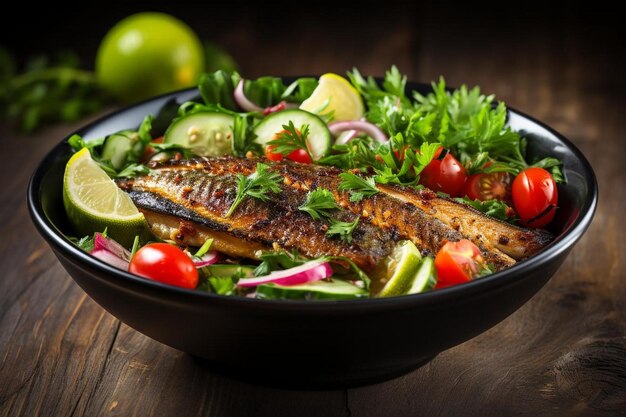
(256, 279, 368, 301)
(206, 264, 255, 279)
(101, 133, 134, 170)
(164, 112, 235, 157)
(253, 109, 331, 160)
(406, 256, 437, 294)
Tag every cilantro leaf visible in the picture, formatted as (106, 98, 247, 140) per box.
(253, 249, 309, 277)
(455, 197, 516, 223)
(326, 217, 359, 244)
(225, 163, 282, 217)
(299, 188, 338, 220)
(267, 121, 312, 160)
(338, 172, 379, 202)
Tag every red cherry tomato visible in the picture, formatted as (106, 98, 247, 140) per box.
(129, 243, 198, 289)
(265, 145, 284, 161)
(463, 171, 512, 202)
(267, 129, 312, 164)
(512, 167, 558, 228)
(419, 148, 467, 197)
(434, 239, 485, 288)
(286, 148, 312, 164)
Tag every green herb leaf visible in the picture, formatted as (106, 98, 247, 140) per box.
(326, 217, 359, 244)
(225, 163, 282, 217)
(322, 256, 371, 290)
(208, 277, 236, 295)
(194, 238, 214, 258)
(115, 163, 152, 178)
(253, 249, 309, 277)
(338, 172, 379, 202)
(198, 70, 241, 110)
(299, 188, 338, 220)
(267, 121, 312, 160)
(0, 49, 107, 132)
(137, 115, 153, 144)
(231, 114, 261, 157)
(455, 197, 516, 223)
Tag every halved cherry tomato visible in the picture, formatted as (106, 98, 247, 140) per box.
(512, 167, 558, 228)
(419, 148, 467, 197)
(267, 129, 313, 164)
(286, 148, 312, 164)
(434, 239, 485, 288)
(264, 145, 312, 163)
(129, 243, 198, 289)
(463, 171, 512, 202)
(265, 145, 284, 161)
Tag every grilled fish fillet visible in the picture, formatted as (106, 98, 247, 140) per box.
(116, 157, 552, 272)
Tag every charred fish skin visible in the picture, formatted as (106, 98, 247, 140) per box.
(118, 157, 552, 272)
(132, 158, 520, 271)
(116, 162, 396, 271)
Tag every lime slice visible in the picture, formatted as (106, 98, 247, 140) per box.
(377, 240, 423, 297)
(300, 73, 364, 121)
(63, 148, 148, 248)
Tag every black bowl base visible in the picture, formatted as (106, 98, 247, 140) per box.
(192, 354, 438, 390)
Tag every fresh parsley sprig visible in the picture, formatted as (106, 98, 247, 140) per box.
(326, 218, 360, 244)
(225, 163, 282, 217)
(299, 188, 360, 243)
(338, 172, 379, 202)
(298, 189, 338, 220)
(267, 121, 312, 161)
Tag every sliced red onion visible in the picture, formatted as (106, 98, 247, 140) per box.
(329, 120, 388, 143)
(193, 251, 221, 268)
(91, 249, 130, 270)
(234, 80, 263, 112)
(93, 233, 131, 261)
(236, 260, 332, 288)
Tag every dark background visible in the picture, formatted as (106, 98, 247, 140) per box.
(2, 1, 624, 84)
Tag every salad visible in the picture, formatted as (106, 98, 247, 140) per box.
(65, 66, 562, 300)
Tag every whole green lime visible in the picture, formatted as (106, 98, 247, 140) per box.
(96, 12, 205, 103)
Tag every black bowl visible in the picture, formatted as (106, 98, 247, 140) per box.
(28, 82, 597, 389)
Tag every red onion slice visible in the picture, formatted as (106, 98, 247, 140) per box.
(234, 80, 263, 112)
(328, 120, 388, 143)
(91, 249, 130, 270)
(236, 260, 332, 288)
(193, 251, 221, 268)
(93, 233, 131, 261)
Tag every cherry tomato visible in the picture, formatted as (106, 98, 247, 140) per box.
(419, 148, 467, 197)
(434, 239, 485, 288)
(267, 129, 313, 164)
(512, 167, 558, 228)
(463, 171, 512, 202)
(265, 145, 284, 161)
(287, 148, 312, 164)
(129, 243, 198, 289)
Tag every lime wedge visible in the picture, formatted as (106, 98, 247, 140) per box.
(377, 240, 423, 297)
(300, 73, 364, 121)
(63, 148, 148, 248)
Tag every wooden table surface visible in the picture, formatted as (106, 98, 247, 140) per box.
(1, 7, 625, 417)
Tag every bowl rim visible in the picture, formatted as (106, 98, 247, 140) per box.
(27, 83, 599, 312)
